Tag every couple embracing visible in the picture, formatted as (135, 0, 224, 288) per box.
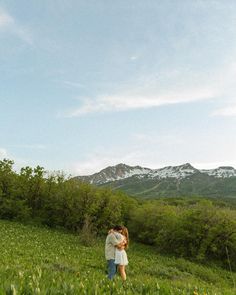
(105, 225, 129, 281)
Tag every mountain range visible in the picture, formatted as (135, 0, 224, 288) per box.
(74, 163, 236, 198)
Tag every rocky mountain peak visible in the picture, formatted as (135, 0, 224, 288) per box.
(75, 163, 236, 185)
(178, 163, 196, 170)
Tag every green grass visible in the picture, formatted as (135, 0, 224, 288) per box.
(0, 220, 235, 294)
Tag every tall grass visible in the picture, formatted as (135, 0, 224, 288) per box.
(0, 220, 235, 294)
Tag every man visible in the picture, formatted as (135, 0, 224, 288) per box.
(105, 225, 123, 279)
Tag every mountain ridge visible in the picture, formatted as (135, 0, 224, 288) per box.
(74, 163, 236, 198)
(75, 163, 236, 185)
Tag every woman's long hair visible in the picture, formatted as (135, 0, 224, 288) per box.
(121, 226, 129, 250)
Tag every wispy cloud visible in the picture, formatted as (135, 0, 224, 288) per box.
(0, 148, 8, 158)
(130, 55, 139, 61)
(71, 133, 186, 175)
(194, 161, 236, 169)
(0, 8, 14, 27)
(70, 121, 236, 175)
(133, 133, 184, 145)
(212, 104, 236, 117)
(210, 62, 236, 117)
(0, 147, 46, 171)
(0, 7, 33, 44)
(66, 86, 215, 117)
(63, 58, 236, 117)
(70, 143, 146, 175)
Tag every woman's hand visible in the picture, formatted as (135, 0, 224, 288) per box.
(116, 244, 123, 250)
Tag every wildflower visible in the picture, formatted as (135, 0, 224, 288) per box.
(79, 282, 84, 288)
(10, 285, 17, 295)
(36, 267, 42, 279)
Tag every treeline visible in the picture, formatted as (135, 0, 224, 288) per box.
(0, 159, 236, 270)
(0, 159, 134, 233)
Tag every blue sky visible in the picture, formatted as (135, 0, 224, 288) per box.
(1, 0, 236, 175)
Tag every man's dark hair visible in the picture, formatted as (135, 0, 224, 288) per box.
(113, 225, 123, 231)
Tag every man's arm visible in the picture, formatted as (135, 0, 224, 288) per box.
(109, 233, 123, 247)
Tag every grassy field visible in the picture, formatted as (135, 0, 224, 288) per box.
(0, 220, 235, 294)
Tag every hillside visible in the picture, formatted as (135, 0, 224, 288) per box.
(0, 220, 235, 295)
(75, 163, 236, 198)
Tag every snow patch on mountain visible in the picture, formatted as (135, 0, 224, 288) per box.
(200, 166, 236, 178)
(148, 163, 198, 179)
(101, 166, 151, 183)
(85, 163, 151, 185)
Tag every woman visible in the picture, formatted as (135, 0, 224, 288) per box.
(114, 226, 129, 281)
